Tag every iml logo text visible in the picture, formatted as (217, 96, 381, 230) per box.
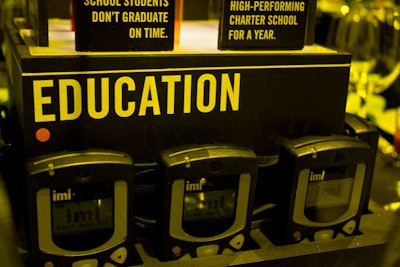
(309, 170, 326, 182)
(52, 188, 74, 201)
(185, 178, 206, 192)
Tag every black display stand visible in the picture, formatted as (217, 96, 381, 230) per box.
(4, 17, 392, 267)
(5, 19, 351, 163)
(134, 201, 394, 266)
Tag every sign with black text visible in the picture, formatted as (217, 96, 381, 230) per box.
(74, 0, 175, 51)
(218, 0, 309, 50)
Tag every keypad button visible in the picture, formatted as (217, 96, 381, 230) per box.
(110, 247, 127, 264)
(72, 259, 98, 267)
(178, 253, 192, 260)
(314, 229, 334, 241)
(342, 220, 357, 235)
(196, 245, 219, 257)
(222, 248, 234, 255)
(229, 234, 245, 250)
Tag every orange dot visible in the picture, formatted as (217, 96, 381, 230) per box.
(172, 246, 181, 255)
(36, 128, 51, 142)
(292, 230, 302, 241)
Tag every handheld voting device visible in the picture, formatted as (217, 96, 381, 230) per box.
(156, 144, 258, 261)
(267, 135, 374, 245)
(344, 113, 379, 214)
(25, 149, 136, 267)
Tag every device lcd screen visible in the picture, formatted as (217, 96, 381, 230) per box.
(182, 175, 239, 237)
(306, 178, 353, 209)
(50, 184, 114, 251)
(183, 189, 237, 222)
(51, 198, 114, 236)
(305, 166, 354, 222)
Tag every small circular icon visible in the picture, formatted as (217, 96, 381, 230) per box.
(75, 168, 92, 182)
(292, 230, 302, 241)
(36, 128, 51, 142)
(172, 246, 181, 256)
(208, 161, 224, 173)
